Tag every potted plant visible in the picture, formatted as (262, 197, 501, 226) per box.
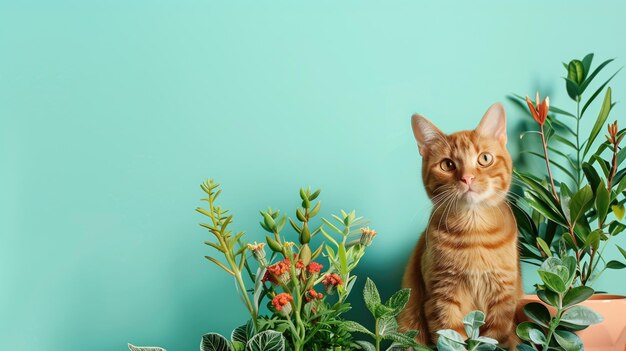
(511, 54, 626, 350)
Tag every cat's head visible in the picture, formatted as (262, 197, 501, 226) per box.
(411, 103, 512, 208)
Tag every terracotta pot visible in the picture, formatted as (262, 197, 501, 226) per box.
(517, 294, 626, 351)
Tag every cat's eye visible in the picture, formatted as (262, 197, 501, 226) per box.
(478, 152, 494, 167)
(440, 159, 456, 172)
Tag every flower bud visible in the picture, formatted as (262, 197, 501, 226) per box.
(247, 242, 267, 267)
(359, 227, 377, 247)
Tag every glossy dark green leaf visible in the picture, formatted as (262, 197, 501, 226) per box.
(537, 289, 560, 307)
(581, 53, 594, 76)
(523, 302, 551, 327)
(582, 163, 601, 196)
(610, 221, 626, 236)
(201, 333, 231, 351)
(583, 87, 612, 157)
(580, 58, 615, 93)
(596, 181, 610, 225)
(563, 286, 594, 308)
(568, 60, 585, 84)
(581, 68, 621, 116)
(569, 185, 594, 225)
(564, 77, 580, 100)
(538, 270, 567, 293)
(606, 260, 626, 269)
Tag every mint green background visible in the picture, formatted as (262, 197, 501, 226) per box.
(1, 1, 625, 350)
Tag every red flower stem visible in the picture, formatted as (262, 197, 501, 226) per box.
(540, 125, 580, 250)
(540, 125, 560, 203)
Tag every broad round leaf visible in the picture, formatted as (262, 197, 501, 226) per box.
(436, 329, 466, 344)
(537, 270, 567, 293)
(436, 334, 465, 351)
(201, 333, 230, 351)
(523, 303, 551, 327)
(563, 286, 594, 308)
(537, 289, 560, 307)
(232, 320, 255, 344)
(529, 329, 546, 345)
(561, 306, 604, 326)
(516, 321, 542, 342)
(554, 330, 583, 351)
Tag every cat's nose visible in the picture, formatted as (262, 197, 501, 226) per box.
(460, 175, 475, 186)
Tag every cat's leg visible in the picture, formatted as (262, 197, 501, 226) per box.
(399, 236, 429, 344)
(482, 290, 520, 349)
(423, 274, 470, 342)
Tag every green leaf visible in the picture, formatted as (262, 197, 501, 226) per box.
(201, 333, 231, 351)
(355, 341, 376, 351)
(561, 305, 604, 326)
(232, 320, 255, 345)
(523, 302, 551, 327)
(377, 317, 399, 336)
(538, 270, 567, 293)
(529, 329, 546, 345)
(437, 336, 466, 351)
(583, 162, 601, 194)
(231, 341, 245, 351)
(583, 87, 612, 157)
(581, 67, 621, 116)
(516, 321, 542, 342)
(246, 330, 285, 351)
(525, 192, 568, 227)
(463, 310, 486, 339)
(596, 181, 610, 225)
(363, 278, 381, 315)
(569, 185, 594, 225)
(386, 288, 411, 316)
(554, 330, 583, 351)
(568, 59, 585, 84)
(606, 260, 626, 269)
(612, 204, 625, 221)
(128, 344, 166, 351)
(580, 58, 615, 93)
(565, 77, 580, 100)
(474, 336, 498, 345)
(537, 289, 560, 307)
(343, 321, 374, 336)
(436, 329, 466, 345)
(610, 221, 626, 236)
(338, 243, 348, 276)
(618, 245, 626, 260)
(516, 345, 536, 351)
(563, 286, 594, 308)
(374, 304, 396, 319)
(536, 237, 552, 257)
(581, 53, 594, 76)
(562, 256, 577, 285)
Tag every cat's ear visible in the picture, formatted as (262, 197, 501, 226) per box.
(411, 114, 445, 156)
(476, 102, 507, 145)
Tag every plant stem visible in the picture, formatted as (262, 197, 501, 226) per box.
(375, 318, 380, 351)
(542, 294, 564, 351)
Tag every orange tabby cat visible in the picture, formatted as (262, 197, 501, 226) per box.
(398, 103, 522, 348)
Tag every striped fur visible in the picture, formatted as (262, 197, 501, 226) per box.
(398, 103, 522, 348)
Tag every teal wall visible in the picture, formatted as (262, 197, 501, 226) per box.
(1, 1, 625, 350)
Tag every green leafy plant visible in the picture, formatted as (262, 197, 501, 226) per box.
(516, 256, 603, 351)
(435, 311, 500, 351)
(344, 278, 429, 351)
(130, 180, 383, 351)
(511, 53, 626, 287)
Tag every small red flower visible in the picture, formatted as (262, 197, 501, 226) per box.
(305, 288, 323, 302)
(265, 258, 291, 285)
(295, 259, 305, 270)
(525, 92, 550, 126)
(306, 262, 323, 273)
(271, 293, 294, 311)
(322, 273, 343, 286)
